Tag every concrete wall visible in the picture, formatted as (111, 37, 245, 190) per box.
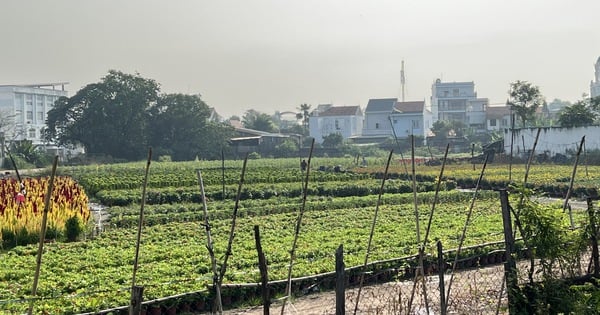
(503, 126, 600, 157)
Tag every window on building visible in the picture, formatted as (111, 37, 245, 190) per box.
(412, 120, 420, 129)
(335, 120, 340, 130)
(375, 123, 380, 129)
(443, 91, 449, 97)
(37, 112, 44, 121)
(501, 118, 508, 126)
(490, 119, 497, 127)
(453, 89, 459, 96)
(25, 95, 33, 106)
(28, 129, 36, 138)
(26, 111, 33, 121)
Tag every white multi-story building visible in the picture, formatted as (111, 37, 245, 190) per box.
(430, 79, 489, 131)
(0, 83, 68, 145)
(591, 56, 600, 98)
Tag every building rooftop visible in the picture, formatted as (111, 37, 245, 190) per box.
(365, 98, 397, 112)
(318, 105, 361, 116)
(394, 101, 424, 113)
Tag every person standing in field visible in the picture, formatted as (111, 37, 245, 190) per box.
(300, 159, 307, 171)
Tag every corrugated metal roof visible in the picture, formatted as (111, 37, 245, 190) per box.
(365, 98, 397, 112)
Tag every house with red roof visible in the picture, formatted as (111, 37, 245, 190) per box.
(308, 105, 363, 144)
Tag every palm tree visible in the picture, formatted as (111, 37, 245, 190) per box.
(297, 103, 311, 131)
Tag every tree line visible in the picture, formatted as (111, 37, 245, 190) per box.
(45, 70, 235, 162)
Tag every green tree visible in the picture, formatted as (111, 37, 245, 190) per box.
(507, 80, 545, 127)
(242, 110, 277, 132)
(148, 93, 233, 161)
(557, 100, 597, 127)
(322, 133, 344, 148)
(45, 70, 160, 161)
(297, 103, 311, 131)
(430, 120, 452, 139)
(273, 138, 299, 158)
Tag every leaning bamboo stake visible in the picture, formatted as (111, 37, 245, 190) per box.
(564, 136, 585, 228)
(27, 155, 58, 315)
(407, 136, 430, 314)
(197, 170, 223, 313)
(129, 148, 152, 315)
(522, 128, 541, 186)
(280, 139, 315, 315)
(219, 154, 249, 290)
(408, 143, 449, 314)
(353, 150, 393, 315)
(445, 153, 490, 312)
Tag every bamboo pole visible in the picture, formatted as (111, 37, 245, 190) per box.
(388, 116, 409, 175)
(129, 148, 152, 315)
(445, 153, 490, 312)
(522, 128, 541, 186)
(197, 170, 223, 313)
(407, 135, 429, 314)
(27, 155, 58, 315)
(353, 150, 393, 315)
(219, 153, 249, 291)
(281, 139, 315, 315)
(564, 136, 585, 228)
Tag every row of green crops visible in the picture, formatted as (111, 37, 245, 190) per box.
(94, 178, 457, 206)
(2, 191, 548, 314)
(106, 190, 499, 228)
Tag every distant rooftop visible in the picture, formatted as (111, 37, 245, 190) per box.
(394, 101, 424, 113)
(318, 105, 361, 116)
(0, 82, 69, 90)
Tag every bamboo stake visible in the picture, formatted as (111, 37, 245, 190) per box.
(353, 150, 393, 315)
(219, 154, 249, 289)
(407, 135, 429, 314)
(129, 148, 152, 315)
(197, 170, 222, 313)
(445, 153, 490, 311)
(508, 113, 515, 182)
(281, 139, 315, 315)
(27, 155, 58, 315)
(388, 116, 409, 175)
(564, 136, 585, 228)
(222, 148, 226, 201)
(3, 143, 23, 183)
(522, 128, 541, 186)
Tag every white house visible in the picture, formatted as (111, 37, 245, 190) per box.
(486, 105, 511, 131)
(309, 105, 363, 144)
(361, 98, 398, 137)
(0, 83, 68, 145)
(389, 101, 432, 140)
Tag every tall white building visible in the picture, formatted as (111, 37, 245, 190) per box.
(430, 79, 488, 131)
(591, 56, 600, 98)
(0, 83, 68, 145)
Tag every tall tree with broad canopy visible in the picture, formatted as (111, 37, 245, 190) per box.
(242, 109, 277, 132)
(148, 93, 234, 160)
(45, 70, 160, 161)
(557, 96, 600, 127)
(507, 80, 545, 128)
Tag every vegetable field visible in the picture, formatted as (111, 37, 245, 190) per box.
(0, 157, 596, 314)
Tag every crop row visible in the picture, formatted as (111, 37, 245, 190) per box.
(106, 190, 500, 228)
(94, 179, 458, 206)
(1, 193, 523, 314)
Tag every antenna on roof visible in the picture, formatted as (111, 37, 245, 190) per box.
(400, 60, 406, 102)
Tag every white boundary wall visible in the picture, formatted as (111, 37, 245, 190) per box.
(503, 126, 600, 157)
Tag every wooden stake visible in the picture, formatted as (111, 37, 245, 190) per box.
(28, 155, 58, 315)
(129, 148, 152, 315)
(198, 170, 223, 313)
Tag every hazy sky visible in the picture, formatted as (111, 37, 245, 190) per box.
(1, 0, 599, 119)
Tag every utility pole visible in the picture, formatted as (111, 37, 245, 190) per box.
(400, 60, 406, 102)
